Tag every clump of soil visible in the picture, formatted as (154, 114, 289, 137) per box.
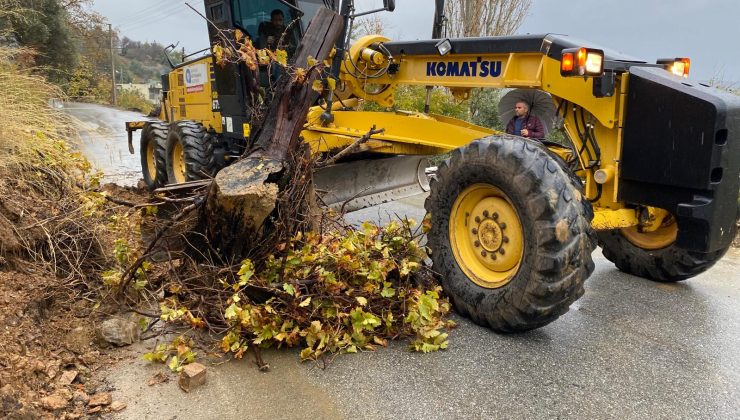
(0, 271, 108, 419)
(0, 179, 149, 419)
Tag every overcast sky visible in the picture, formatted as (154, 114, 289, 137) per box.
(92, 0, 739, 84)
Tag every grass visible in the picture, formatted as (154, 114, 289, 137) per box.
(0, 45, 111, 279)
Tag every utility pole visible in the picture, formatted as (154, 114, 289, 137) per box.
(109, 23, 117, 106)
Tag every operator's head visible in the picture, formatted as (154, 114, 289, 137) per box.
(271, 9, 285, 27)
(514, 101, 529, 118)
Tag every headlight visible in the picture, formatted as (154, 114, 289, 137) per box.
(657, 57, 690, 78)
(561, 47, 604, 77)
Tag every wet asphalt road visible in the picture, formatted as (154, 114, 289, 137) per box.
(65, 103, 740, 419)
(62, 102, 146, 187)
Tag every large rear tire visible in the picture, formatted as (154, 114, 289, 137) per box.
(425, 136, 596, 333)
(597, 216, 734, 282)
(166, 121, 216, 184)
(139, 121, 168, 190)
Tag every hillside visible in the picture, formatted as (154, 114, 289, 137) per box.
(116, 37, 182, 84)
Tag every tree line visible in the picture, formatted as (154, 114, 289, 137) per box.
(0, 0, 179, 103)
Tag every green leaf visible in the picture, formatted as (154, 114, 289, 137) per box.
(299, 297, 312, 307)
(300, 347, 314, 360)
(311, 79, 324, 93)
(380, 282, 395, 298)
(355, 296, 367, 306)
(167, 355, 180, 372)
(283, 283, 296, 296)
(224, 303, 238, 320)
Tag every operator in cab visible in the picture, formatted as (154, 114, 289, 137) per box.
(506, 101, 544, 139)
(258, 9, 288, 50)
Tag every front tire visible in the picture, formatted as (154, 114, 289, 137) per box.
(166, 121, 216, 184)
(425, 136, 596, 333)
(139, 121, 168, 190)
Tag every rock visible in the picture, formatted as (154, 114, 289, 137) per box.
(64, 326, 90, 354)
(88, 392, 112, 407)
(58, 370, 78, 385)
(66, 410, 83, 419)
(147, 372, 169, 386)
(46, 360, 60, 379)
(87, 406, 102, 414)
(72, 390, 89, 404)
(41, 394, 68, 410)
(0, 384, 13, 397)
(96, 315, 140, 347)
(110, 400, 127, 412)
(178, 362, 207, 392)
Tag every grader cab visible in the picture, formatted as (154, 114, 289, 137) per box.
(125, 0, 740, 332)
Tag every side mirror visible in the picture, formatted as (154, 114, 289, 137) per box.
(383, 0, 395, 11)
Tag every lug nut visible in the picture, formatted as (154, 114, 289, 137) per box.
(483, 210, 489, 217)
(472, 228, 478, 235)
(481, 250, 487, 257)
(492, 212, 499, 220)
(475, 216, 481, 223)
(503, 236, 509, 243)
(499, 248, 505, 255)
(491, 254, 497, 260)
(500, 222, 507, 229)
(474, 240, 480, 247)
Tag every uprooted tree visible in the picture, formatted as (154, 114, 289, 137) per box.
(202, 8, 344, 261)
(116, 8, 454, 368)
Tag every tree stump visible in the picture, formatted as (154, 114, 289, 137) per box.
(203, 8, 344, 259)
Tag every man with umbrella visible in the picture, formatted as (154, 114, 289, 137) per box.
(506, 101, 545, 139)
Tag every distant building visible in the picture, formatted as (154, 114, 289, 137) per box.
(116, 81, 162, 104)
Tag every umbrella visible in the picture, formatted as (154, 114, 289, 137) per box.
(497, 89, 557, 137)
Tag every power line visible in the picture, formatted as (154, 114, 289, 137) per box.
(114, 1, 188, 26)
(118, 6, 193, 33)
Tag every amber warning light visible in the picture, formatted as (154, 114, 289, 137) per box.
(657, 57, 690, 78)
(561, 47, 604, 77)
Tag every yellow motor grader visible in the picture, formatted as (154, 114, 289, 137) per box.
(125, 0, 740, 332)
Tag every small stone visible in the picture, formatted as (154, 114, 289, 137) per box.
(178, 362, 207, 392)
(64, 326, 90, 354)
(88, 392, 112, 407)
(110, 401, 127, 412)
(147, 372, 169, 386)
(41, 394, 68, 410)
(73, 390, 89, 404)
(96, 315, 140, 347)
(58, 370, 78, 385)
(46, 360, 60, 379)
(87, 406, 102, 414)
(57, 388, 73, 401)
(0, 384, 13, 397)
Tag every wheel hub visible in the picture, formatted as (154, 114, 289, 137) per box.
(466, 197, 520, 272)
(477, 219, 503, 252)
(450, 184, 524, 289)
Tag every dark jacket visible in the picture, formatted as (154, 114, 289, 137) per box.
(506, 114, 545, 139)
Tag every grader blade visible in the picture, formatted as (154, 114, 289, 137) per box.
(314, 155, 431, 212)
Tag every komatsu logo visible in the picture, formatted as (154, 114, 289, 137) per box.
(426, 58, 503, 78)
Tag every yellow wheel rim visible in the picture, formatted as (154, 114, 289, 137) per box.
(621, 216, 678, 250)
(449, 184, 524, 289)
(145, 140, 157, 181)
(172, 141, 186, 184)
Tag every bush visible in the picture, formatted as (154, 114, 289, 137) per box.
(117, 87, 154, 114)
